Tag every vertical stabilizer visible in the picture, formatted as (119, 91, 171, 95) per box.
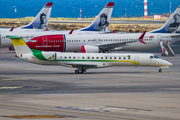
(150, 5, 180, 33)
(6, 35, 32, 55)
(18, 2, 53, 29)
(77, 2, 114, 31)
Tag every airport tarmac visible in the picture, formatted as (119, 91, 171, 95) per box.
(0, 48, 180, 120)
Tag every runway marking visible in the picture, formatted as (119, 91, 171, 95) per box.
(0, 86, 23, 89)
(0, 104, 138, 120)
(0, 79, 56, 95)
(4, 115, 72, 119)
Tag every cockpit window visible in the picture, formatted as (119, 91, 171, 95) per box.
(154, 55, 159, 59)
(150, 56, 154, 59)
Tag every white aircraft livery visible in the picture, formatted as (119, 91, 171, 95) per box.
(6, 35, 172, 74)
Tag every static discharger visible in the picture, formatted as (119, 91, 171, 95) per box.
(4, 115, 72, 119)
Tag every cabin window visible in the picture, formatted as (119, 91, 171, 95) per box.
(119, 57, 121, 59)
(73, 57, 76, 59)
(124, 57, 126, 59)
(97, 57, 98, 59)
(106, 57, 108, 59)
(114, 57, 116, 59)
(92, 57, 94, 59)
(110, 57, 112, 59)
(82, 57, 85, 59)
(69, 56, 71, 59)
(65, 56, 67, 59)
(60, 56, 62, 59)
(101, 57, 103, 59)
(88, 57, 90, 59)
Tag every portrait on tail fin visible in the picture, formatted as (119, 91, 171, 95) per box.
(97, 13, 109, 31)
(38, 13, 47, 29)
(167, 14, 180, 33)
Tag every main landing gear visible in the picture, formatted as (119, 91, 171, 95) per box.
(159, 68, 162, 73)
(75, 69, 86, 74)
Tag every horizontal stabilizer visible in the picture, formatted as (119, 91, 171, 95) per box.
(6, 35, 21, 39)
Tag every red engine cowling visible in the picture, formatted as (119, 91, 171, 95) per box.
(27, 34, 66, 52)
(81, 45, 99, 53)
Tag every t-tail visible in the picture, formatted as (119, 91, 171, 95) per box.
(150, 5, 180, 33)
(18, 2, 53, 29)
(77, 2, 114, 32)
(6, 35, 33, 56)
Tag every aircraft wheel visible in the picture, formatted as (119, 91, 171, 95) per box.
(75, 69, 79, 74)
(81, 69, 86, 73)
(159, 68, 162, 73)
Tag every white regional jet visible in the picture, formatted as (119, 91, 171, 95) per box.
(7, 35, 172, 74)
(0, 2, 53, 32)
(0, 2, 114, 47)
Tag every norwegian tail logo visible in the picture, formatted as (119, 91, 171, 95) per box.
(150, 5, 180, 33)
(78, 2, 114, 31)
(19, 2, 53, 29)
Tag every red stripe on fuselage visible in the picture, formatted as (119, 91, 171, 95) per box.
(27, 35, 65, 52)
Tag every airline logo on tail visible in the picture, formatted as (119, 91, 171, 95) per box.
(20, 2, 53, 29)
(78, 2, 114, 31)
(150, 5, 180, 33)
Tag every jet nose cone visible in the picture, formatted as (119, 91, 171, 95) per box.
(163, 60, 173, 66)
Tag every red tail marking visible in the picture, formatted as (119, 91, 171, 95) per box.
(112, 30, 115, 33)
(106, 2, 114, 7)
(45, 2, 53, 6)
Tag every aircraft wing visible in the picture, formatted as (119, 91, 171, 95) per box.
(170, 34, 180, 37)
(65, 63, 97, 69)
(98, 31, 146, 51)
(98, 41, 130, 50)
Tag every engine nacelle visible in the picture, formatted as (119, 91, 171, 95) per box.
(81, 45, 99, 53)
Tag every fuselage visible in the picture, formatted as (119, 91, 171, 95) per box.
(19, 52, 172, 69)
(1, 31, 180, 52)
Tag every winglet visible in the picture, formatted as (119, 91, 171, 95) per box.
(69, 29, 74, 34)
(138, 31, 146, 44)
(10, 26, 14, 31)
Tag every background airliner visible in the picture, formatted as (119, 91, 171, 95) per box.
(7, 35, 172, 74)
(24, 5, 180, 56)
(0, 2, 114, 48)
(0, 2, 53, 32)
